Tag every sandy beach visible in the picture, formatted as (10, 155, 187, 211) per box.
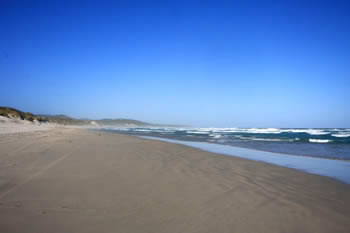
(1, 128, 350, 233)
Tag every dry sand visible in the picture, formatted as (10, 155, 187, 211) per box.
(0, 128, 350, 233)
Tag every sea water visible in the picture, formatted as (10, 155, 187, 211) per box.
(103, 127, 350, 160)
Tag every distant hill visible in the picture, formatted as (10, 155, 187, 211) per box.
(0, 107, 153, 126)
(35, 114, 89, 125)
(38, 115, 151, 126)
(0, 107, 185, 127)
(96, 118, 149, 126)
(37, 114, 72, 119)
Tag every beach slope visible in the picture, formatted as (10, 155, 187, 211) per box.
(0, 128, 350, 233)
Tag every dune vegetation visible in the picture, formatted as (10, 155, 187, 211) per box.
(0, 107, 150, 126)
(0, 107, 47, 123)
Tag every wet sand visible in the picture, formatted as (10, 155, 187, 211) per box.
(0, 128, 350, 233)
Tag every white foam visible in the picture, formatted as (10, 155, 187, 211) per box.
(308, 131, 330, 135)
(213, 128, 330, 135)
(133, 129, 152, 132)
(248, 128, 281, 134)
(331, 133, 350, 138)
(209, 128, 282, 134)
(247, 137, 288, 142)
(186, 131, 209, 134)
(309, 139, 332, 143)
(280, 129, 330, 135)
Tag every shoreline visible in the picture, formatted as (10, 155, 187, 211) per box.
(99, 128, 350, 160)
(1, 128, 350, 232)
(106, 130, 350, 161)
(137, 135, 350, 184)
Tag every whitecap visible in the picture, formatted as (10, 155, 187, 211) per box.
(331, 133, 350, 138)
(307, 130, 330, 135)
(248, 137, 294, 142)
(280, 129, 330, 135)
(133, 129, 152, 132)
(186, 131, 209, 134)
(214, 128, 282, 134)
(309, 139, 332, 143)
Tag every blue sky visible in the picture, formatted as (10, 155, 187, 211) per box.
(1, 0, 349, 127)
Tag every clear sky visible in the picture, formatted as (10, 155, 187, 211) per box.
(1, 0, 349, 128)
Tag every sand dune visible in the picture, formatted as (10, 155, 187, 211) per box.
(0, 116, 57, 134)
(0, 128, 350, 233)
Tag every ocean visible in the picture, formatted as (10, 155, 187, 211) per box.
(101, 127, 350, 160)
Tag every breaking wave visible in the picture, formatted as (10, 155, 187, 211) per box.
(309, 139, 332, 143)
